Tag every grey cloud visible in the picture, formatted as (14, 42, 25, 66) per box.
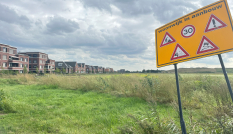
(99, 32, 147, 55)
(200, 0, 219, 7)
(80, 0, 199, 24)
(80, 0, 223, 24)
(0, 4, 31, 28)
(80, 0, 112, 11)
(46, 16, 80, 35)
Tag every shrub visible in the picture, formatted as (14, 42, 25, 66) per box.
(0, 89, 14, 113)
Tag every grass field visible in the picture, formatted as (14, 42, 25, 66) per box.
(0, 73, 233, 133)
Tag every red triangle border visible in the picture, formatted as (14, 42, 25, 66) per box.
(160, 32, 176, 47)
(204, 14, 227, 33)
(171, 44, 190, 61)
(196, 36, 219, 54)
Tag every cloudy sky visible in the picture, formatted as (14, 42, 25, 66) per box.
(0, 0, 233, 71)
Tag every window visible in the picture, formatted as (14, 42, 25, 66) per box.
(3, 63, 7, 67)
(33, 60, 37, 63)
(40, 60, 42, 64)
(33, 54, 37, 57)
(3, 47, 7, 52)
(3, 55, 7, 60)
(40, 54, 42, 58)
(25, 58, 28, 62)
(33, 65, 37, 68)
(28, 54, 31, 57)
(20, 64, 23, 68)
(24, 64, 28, 67)
(58, 63, 63, 66)
(20, 57, 23, 61)
(29, 65, 31, 68)
(40, 65, 42, 69)
(29, 60, 31, 63)
(20, 70, 23, 74)
(9, 49, 13, 54)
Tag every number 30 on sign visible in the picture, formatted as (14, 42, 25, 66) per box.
(181, 25, 195, 38)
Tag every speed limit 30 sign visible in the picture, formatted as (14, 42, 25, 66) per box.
(155, 0, 233, 68)
(181, 25, 195, 38)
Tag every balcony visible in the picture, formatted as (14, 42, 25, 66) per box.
(8, 56, 21, 63)
(8, 63, 24, 70)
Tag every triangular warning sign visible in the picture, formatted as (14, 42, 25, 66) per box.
(197, 36, 219, 54)
(205, 14, 227, 33)
(171, 44, 190, 61)
(160, 32, 176, 47)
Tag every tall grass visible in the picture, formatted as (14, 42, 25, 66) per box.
(2, 73, 233, 133)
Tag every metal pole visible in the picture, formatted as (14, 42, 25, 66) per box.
(174, 64, 187, 134)
(218, 54, 233, 102)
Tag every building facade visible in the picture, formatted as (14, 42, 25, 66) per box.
(110, 68, 114, 73)
(45, 59, 55, 73)
(18, 52, 55, 73)
(98, 66, 103, 73)
(64, 62, 78, 73)
(78, 63, 86, 73)
(55, 61, 73, 73)
(105, 67, 110, 73)
(0, 44, 29, 73)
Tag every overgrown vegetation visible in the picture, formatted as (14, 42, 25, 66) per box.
(0, 73, 233, 133)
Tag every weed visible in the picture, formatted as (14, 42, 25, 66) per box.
(96, 77, 109, 91)
(0, 89, 14, 113)
(120, 103, 181, 134)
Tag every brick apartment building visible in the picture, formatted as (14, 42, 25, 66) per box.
(98, 66, 103, 73)
(0, 44, 29, 73)
(104, 67, 114, 73)
(18, 52, 55, 73)
(110, 68, 114, 73)
(55, 61, 73, 73)
(78, 63, 86, 73)
(45, 59, 56, 73)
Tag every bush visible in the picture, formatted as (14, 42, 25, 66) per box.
(119, 103, 181, 134)
(0, 89, 14, 113)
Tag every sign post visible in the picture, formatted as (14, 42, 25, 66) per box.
(174, 64, 186, 134)
(155, 0, 233, 132)
(218, 54, 233, 102)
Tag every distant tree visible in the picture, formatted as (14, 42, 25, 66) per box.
(44, 68, 47, 74)
(62, 68, 66, 74)
(36, 67, 39, 74)
(23, 65, 28, 74)
(55, 68, 60, 74)
(92, 70, 94, 74)
(0, 66, 4, 74)
(142, 69, 145, 73)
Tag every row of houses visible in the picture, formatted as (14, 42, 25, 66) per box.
(55, 61, 114, 74)
(0, 43, 114, 74)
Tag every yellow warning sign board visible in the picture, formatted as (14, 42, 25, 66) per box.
(155, 0, 233, 68)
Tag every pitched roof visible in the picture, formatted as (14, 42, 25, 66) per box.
(64, 62, 77, 67)
(55, 61, 73, 68)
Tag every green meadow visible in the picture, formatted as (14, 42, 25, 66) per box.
(0, 73, 233, 133)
